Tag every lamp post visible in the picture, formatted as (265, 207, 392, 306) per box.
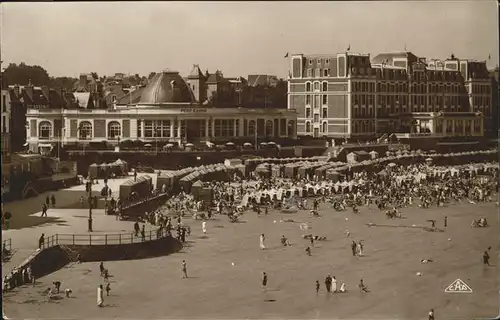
(87, 180, 93, 232)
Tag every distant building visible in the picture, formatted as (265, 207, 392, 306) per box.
(25, 66, 296, 153)
(248, 75, 279, 87)
(1, 89, 11, 195)
(288, 51, 492, 140)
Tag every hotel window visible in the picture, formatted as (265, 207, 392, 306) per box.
(322, 108, 327, 118)
(314, 82, 320, 91)
(353, 95, 359, 105)
(309, 59, 313, 66)
(317, 58, 321, 64)
(144, 120, 154, 138)
(360, 95, 366, 106)
(2, 95, 6, 112)
(322, 82, 328, 92)
(306, 107, 311, 118)
(322, 95, 328, 105)
(446, 120, 453, 133)
(107, 121, 121, 139)
(315, 68, 320, 77)
(322, 122, 327, 133)
(307, 69, 312, 78)
(314, 95, 320, 109)
(323, 69, 329, 77)
(313, 114, 319, 123)
(306, 95, 311, 105)
(305, 121, 311, 133)
(306, 82, 312, 92)
(367, 95, 373, 105)
(137, 120, 142, 138)
(78, 121, 92, 140)
(280, 119, 287, 136)
(39, 121, 52, 139)
(326, 59, 330, 64)
(473, 119, 481, 132)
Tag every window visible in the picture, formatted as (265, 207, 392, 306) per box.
(306, 82, 312, 92)
(305, 121, 311, 133)
(2, 95, 6, 112)
(322, 122, 327, 133)
(107, 121, 121, 139)
(317, 58, 321, 64)
(38, 121, 52, 139)
(322, 95, 327, 105)
(314, 82, 320, 91)
(160, 120, 172, 138)
(288, 120, 295, 136)
(78, 121, 92, 140)
(306, 95, 311, 105)
(307, 69, 312, 78)
(322, 82, 328, 92)
(111, 95, 117, 103)
(280, 119, 287, 136)
(2, 116, 5, 133)
(323, 69, 329, 77)
(326, 59, 330, 64)
(313, 114, 319, 122)
(309, 59, 313, 65)
(248, 120, 256, 136)
(144, 120, 154, 138)
(306, 108, 311, 118)
(315, 68, 320, 78)
(322, 108, 327, 118)
(313, 95, 320, 109)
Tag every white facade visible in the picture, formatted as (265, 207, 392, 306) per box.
(26, 105, 297, 152)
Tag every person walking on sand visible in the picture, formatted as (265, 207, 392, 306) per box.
(261, 272, 268, 291)
(315, 280, 320, 295)
(181, 260, 188, 278)
(332, 276, 337, 293)
(105, 283, 111, 296)
(260, 234, 266, 250)
(97, 284, 104, 307)
(51, 194, 56, 208)
(41, 203, 48, 217)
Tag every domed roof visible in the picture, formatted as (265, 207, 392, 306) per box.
(138, 70, 195, 105)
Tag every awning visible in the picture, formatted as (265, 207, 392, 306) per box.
(38, 143, 53, 148)
(437, 141, 479, 146)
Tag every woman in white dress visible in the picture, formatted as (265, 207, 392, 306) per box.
(202, 221, 207, 234)
(97, 284, 104, 307)
(339, 282, 347, 293)
(259, 234, 266, 250)
(332, 276, 337, 292)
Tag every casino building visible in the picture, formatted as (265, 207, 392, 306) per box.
(25, 65, 296, 153)
(288, 51, 493, 140)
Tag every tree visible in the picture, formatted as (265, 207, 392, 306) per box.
(90, 72, 99, 80)
(49, 77, 77, 90)
(3, 62, 50, 86)
(148, 72, 156, 80)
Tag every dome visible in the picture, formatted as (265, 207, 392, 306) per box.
(138, 70, 195, 105)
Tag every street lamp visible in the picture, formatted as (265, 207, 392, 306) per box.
(86, 180, 93, 232)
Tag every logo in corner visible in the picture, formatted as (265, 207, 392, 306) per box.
(445, 279, 473, 293)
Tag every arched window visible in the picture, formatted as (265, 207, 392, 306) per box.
(287, 120, 295, 136)
(39, 121, 52, 139)
(265, 120, 273, 136)
(305, 121, 311, 133)
(248, 120, 256, 136)
(79, 121, 92, 140)
(306, 82, 312, 92)
(322, 82, 328, 92)
(322, 122, 327, 133)
(108, 121, 121, 139)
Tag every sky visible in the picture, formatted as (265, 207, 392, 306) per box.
(1, 1, 498, 79)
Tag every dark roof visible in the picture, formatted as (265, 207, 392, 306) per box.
(138, 71, 195, 105)
(371, 51, 418, 65)
(206, 72, 225, 84)
(116, 87, 144, 105)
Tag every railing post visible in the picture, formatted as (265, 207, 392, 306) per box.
(56, 234, 58, 245)
(105, 235, 107, 246)
(119, 234, 121, 245)
(89, 234, 92, 246)
(131, 233, 133, 244)
(73, 234, 75, 246)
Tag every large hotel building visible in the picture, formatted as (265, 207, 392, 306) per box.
(288, 51, 493, 140)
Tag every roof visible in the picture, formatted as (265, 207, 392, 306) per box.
(138, 71, 195, 105)
(187, 64, 204, 80)
(371, 51, 418, 65)
(206, 71, 226, 84)
(73, 92, 91, 109)
(116, 87, 144, 105)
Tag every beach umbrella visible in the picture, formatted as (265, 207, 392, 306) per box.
(185, 143, 194, 147)
(226, 142, 235, 146)
(387, 163, 397, 168)
(243, 142, 252, 147)
(144, 143, 152, 147)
